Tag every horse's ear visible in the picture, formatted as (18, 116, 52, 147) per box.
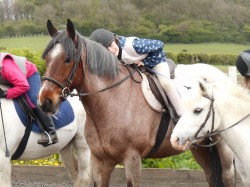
(47, 20, 58, 37)
(66, 19, 76, 41)
(198, 79, 208, 96)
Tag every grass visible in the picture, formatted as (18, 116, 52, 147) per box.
(1, 36, 250, 55)
(0, 35, 50, 51)
(166, 42, 250, 55)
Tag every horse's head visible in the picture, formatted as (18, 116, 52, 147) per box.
(170, 80, 220, 151)
(38, 19, 84, 113)
(39, 19, 119, 113)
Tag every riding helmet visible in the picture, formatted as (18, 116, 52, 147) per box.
(236, 50, 250, 77)
(89, 28, 115, 48)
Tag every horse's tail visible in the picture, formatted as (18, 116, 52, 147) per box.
(209, 145, 224, 187)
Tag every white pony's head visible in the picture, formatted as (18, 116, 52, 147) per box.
(170, 79, 222, 151)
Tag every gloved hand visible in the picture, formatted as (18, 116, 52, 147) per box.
(0, 88, 7, 98)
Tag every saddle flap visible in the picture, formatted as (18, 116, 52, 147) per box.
(140, 69, 178, 123)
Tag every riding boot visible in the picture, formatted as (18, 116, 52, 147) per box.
(32, 107, 58, 147)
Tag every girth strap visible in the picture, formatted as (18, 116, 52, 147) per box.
(146, 112, 170, 158)
(11, 95, 34, 160)
(140, 67, 177, 157)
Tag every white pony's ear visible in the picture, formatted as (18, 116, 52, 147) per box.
(198, 79, 209, 96)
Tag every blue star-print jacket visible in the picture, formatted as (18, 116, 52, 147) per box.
(119, 36, 167, 68)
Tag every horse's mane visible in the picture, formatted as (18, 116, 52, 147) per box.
(204, 82, 250, 114)
(228, 84, 250, 102)
(186, 81, 250, 110)
(42, 30, 119, 78)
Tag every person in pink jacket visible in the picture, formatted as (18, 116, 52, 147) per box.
(0, 52, 58, 147)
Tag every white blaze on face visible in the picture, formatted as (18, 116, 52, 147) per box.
(51, 44, 64, 59)
(38, 44, 64, 104)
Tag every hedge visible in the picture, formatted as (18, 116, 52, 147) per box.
(1, 48, 238, 73)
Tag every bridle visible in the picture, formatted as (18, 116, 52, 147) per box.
(42, 40, 140, 100)
(42, 44, 82, 100)
(188, 93, 220, 148)
(189, 92, 250, 148)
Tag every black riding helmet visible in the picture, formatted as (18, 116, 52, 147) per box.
(89, 28, 115, 48)
(236, 50, 250, 77)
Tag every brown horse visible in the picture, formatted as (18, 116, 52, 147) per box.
(38, 19, 235, 187)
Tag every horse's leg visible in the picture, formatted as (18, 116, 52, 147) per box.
(214, 137, 235, 187)
(123, 151, 141, 187)
(0, 153, 11, 187)
(72, 127, 91, 187)
(91, 155, 116, 187)
(59, 140, 78, 184)
(191, 138, 235, 187)
(60, 136, 91, 187)
(191, 146, 215, 187)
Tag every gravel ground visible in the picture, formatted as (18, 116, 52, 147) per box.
(12, 181, 125, 187)
(12, 180, 74, 187)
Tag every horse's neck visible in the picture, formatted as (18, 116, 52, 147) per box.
(81, 67, 142, 115)
(214, 88, 250, 166)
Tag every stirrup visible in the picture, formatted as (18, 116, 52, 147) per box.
(43, 131, 53, 144)
(37, 131, 53, 146)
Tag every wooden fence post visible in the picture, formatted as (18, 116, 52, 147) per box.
(228, 66, 237, 84)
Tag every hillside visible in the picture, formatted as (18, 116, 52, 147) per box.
(1, 0, 250, 43)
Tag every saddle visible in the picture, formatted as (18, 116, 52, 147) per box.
(138, 65, 179, 124)
(136, 64, 179, 157)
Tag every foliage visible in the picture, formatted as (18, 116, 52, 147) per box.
(209, 54, 237, 66)
(1, 0, 250, 43)
(142, 151, 201, 169)
(11, 154, 64, 166)
(0, 48, 46, 75)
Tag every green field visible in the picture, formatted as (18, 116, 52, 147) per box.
(0, 36, 51, 51)
(166, 43, 250, 55)
(1, 36, 250, 55)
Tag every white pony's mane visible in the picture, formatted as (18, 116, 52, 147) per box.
(206, 82, 250, 120)
(183, 80, 250, 118)
(219, 84, 250, 105)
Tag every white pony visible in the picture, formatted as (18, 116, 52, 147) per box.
(170, 79, 250, 186)
(0, 86, 91, 187)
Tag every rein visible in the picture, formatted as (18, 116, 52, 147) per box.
(190, 93, 250, 148)
(69, 65, 139, 97)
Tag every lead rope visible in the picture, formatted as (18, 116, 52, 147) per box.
(0, 99, 10, 157)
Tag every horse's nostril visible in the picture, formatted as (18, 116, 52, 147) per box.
(40, 98, 54, 113)
(45, 98, 53, 108)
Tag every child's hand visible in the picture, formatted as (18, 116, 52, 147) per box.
(135, 61, 144, 67)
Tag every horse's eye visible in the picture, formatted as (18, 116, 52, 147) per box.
(194, 108, 202, 114)
(65, 57, 71, 63)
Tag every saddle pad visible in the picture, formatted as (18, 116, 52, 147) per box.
(141, 73, 163, 112)
(14, 99, 75, 133)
